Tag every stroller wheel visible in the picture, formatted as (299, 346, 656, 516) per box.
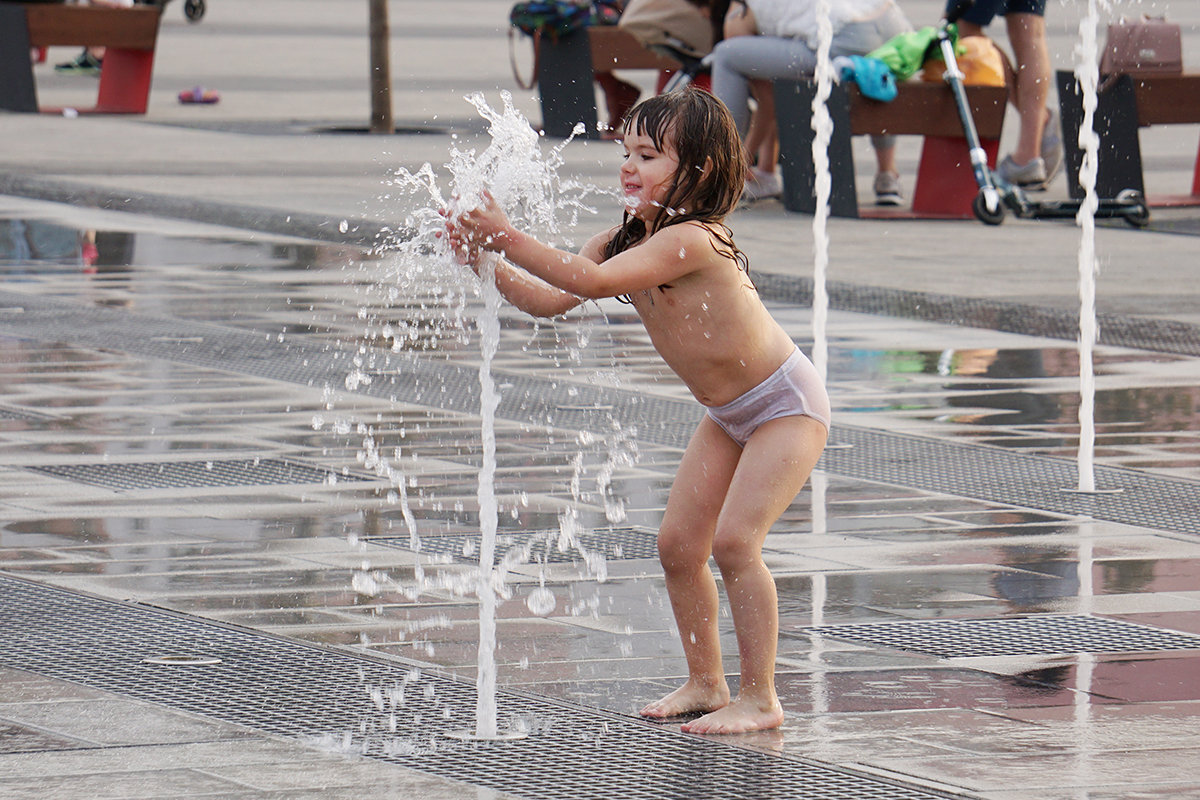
(1116, 189, 1150, 228)
(972, 189, 1005, 225)
(184, 0, 205, 21)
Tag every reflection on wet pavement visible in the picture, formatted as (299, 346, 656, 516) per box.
(1, 205, 1199, 799)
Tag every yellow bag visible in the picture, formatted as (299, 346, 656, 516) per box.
(923, 36, 1006, 87)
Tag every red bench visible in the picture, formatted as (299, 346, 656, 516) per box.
(774, 79, 1008, 218)
(0, 2, 163, 114)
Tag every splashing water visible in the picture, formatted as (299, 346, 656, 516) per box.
(1073, 0, 1106, 492)
(369, 92, 603, 740)
(809, 0, 835, 549)
(810, 0, 834, 384)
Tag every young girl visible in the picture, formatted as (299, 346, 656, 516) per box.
(444, 88, 829, 735)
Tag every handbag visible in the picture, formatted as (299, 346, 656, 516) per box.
(508, 0, 623, 89)
(1099, 16, 1182, 77)
(510, 0, 595, 40)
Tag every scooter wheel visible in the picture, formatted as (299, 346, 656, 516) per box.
(1116, 189, 1150, 228)
(972, 190, 1005, 225)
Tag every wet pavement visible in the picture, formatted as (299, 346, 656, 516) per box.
(3, 1, 1200, 798)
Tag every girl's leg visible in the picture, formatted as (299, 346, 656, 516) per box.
(683, 414, 827, 734)
(640, 415, 743, 719)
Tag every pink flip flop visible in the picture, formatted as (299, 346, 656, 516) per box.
(178, 87, 220, 104)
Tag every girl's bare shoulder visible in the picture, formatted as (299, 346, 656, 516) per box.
(580, 226, 621, 262)
(647, 221, 735, 262)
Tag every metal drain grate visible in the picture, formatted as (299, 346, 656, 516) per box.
(27, 458, 372, 491)
(818, 426, 1200, 536)
(753, 273, 1200, 358)
(807, 615, 1200, 659)
(0, 575, 972, 800)
(371, 526, 661, 564)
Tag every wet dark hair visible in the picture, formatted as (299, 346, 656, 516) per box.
(603, 88, 750, 295)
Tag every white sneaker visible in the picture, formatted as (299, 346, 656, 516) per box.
(873, 171, 903, 206)
(742, 168, 781, 203)
(997, 154, 1047, 188)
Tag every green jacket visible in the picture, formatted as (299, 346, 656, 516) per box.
(866, 25, 959, 82)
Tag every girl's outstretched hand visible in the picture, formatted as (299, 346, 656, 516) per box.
(448, 191, 514, 254)
(441, 208, 482, 269)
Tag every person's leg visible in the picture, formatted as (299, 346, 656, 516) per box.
(833, 5, 912, 202)
(594, 71, 641, 134)
(639, 415, 741, 719)
(710, 35, 818, 136)
(1004, 11, 1050, 166)
(682, 414, 827, 734)
(744, 79, 778, 171)
(743, 79, 782, 200)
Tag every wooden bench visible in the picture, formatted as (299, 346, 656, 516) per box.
(535, 26, 681, 139)
(0, 2, 163, 114)
(774, 79, 1008, 218)
(1056, 70, 1200, 205)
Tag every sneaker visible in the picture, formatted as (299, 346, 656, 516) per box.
(742, 167, 781, 203)
(1040, 106, 1064, 188)
(996, 154, 1047, 188)
(873, 170, 903, 206)
(54, 50, 102, 76)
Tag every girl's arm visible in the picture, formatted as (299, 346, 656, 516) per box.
(476, 251, 583, 318)
(454, 192, 711, 299)
(443, 205, 585, 318)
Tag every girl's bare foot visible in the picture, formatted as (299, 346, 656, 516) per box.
(680, 696, 784, 734)
(639, 678, 730, 720)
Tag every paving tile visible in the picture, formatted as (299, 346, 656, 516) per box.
(0, 721, 89, 754)
(0, 768, 247, 800)
(870, 748, 1200, 795)
(0, 698, 254, 748)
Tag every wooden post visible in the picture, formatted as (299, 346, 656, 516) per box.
(368, 0, 393, 134)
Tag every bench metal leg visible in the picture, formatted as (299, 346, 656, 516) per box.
(95, 47, 156, 113)
(536, 32, 599, 139)
(774, 80, 858, 218)
(0, 5, 39, 113)
(1193, 135, 1200, 197)
(910, 135, 1000, 217)
(1057, 70, 1145, 200)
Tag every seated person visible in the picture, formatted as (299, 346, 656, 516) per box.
(54, 0, 135, 76)
(709, 0, 912, 205)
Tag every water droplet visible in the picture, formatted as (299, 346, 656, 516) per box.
(338, 219, 349, 233)
(526, 587, 556, 616)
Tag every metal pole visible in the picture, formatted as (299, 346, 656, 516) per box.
(368, 0, 393, 134)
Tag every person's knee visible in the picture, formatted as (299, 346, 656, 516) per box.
(657, 524, 708, 574)
(710, 528, 761, 574)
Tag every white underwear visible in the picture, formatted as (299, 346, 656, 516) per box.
(705, 347, 831, 447)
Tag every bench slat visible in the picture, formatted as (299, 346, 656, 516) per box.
(24, 4, 160, 50)
(588, 27, 679, 71)
(849, 82, 1008, 139)
(1130, 74, 1200, 126)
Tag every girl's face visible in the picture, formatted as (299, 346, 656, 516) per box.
(619, 124, 680, 222)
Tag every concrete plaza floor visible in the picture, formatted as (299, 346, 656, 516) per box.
(2, 1, 1200, 798)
